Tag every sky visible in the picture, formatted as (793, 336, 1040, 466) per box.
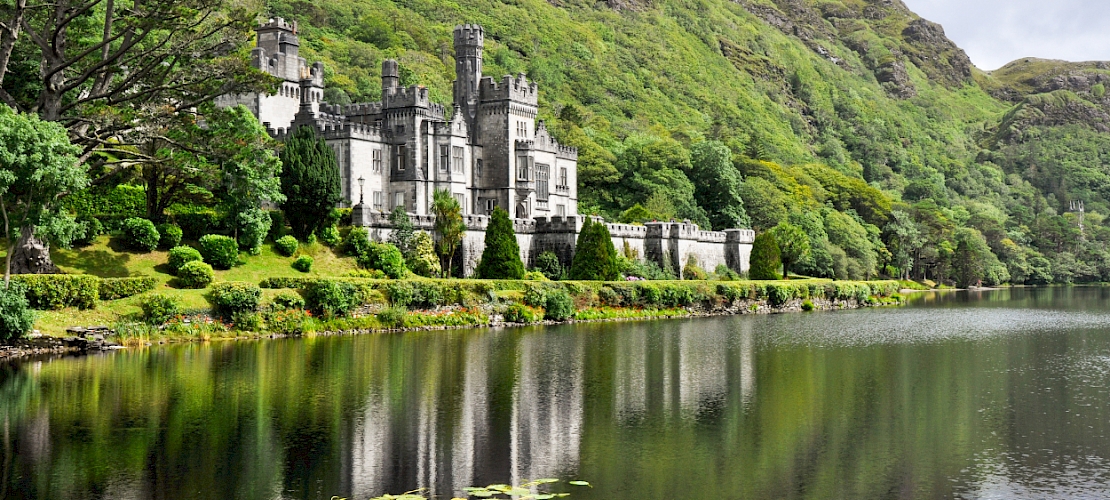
(900, 0, 1110, 70)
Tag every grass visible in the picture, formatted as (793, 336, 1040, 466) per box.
(36, 235, 359, 335)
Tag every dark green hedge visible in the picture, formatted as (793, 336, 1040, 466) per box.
(98, 277, 158, 300)
(14, 275, 100, 310)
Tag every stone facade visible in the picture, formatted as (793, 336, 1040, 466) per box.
(219, 19, 578, 219)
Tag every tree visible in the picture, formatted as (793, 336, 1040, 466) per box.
(0, 106, 86, 284)
(689, 140, 750, 230)
(749, 232, 781, 280)
(388, 206, 416, 258)
(569, 218, 619, 281)
(476, 208, 524, 279)
(432, 190, 466, 278)
(280, 126, 343, 240)
(952, 228, 1008, 287)
(771, 223, 811, 279)
(611, 135, 709, 228)
(884, 210, 923, 280)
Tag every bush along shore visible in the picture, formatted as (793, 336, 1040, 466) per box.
(93, 277, 903, 346)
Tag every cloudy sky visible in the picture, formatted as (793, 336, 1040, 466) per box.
(901, 0, 1110, 70)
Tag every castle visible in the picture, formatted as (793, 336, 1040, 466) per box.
(218, 18, 578, 220)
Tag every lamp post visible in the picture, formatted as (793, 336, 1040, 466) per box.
(358, 176, 365, 206)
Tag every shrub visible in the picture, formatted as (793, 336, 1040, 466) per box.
(802, 299, 815, 311)
(14, 275, 99, 310)
(171, 206, 223, 241)
(683, 256, 708, 281)
(177, 261, 214, 289)
(122, 217, 160, 252)
(534, 251, 565, 280)
(342, 227, 373, 258)
(267, 210, 287, 240)
(569, 218, 619, 281)
(274, 235, 299, 257)
(358, 242, 408, 279)
(619, 257, 675, 280)
(156, 223, 183, 250)
(292, 255, 314, 273)
(73, 215, 103, 247)
(504, 303, 541, 323)
(544, 290, 575, 321)
(209, 282, 262, 318)
(523, 271, 548, 281)
(304, 279, 357, 318)
(140, 294, 181, 325)
(270, 292, 305, 311)
(598, 286, 621, 306)
(476, 208, 525, 280)
(168, 246, 203, 273)
(750, 232, 782, 280)
(237, 208, 271, 256)
(199, 234, 239, 270)
(346, 269, 387, 279)
(407, 231, 441, 277)
(0, 282, 34, 340)
(714, 264, 740, 281)
(230, 311, 263, 331)
(98, 277, 157, 300)
(377, 306, 408, 328)
(318, 224, 341, 247)
(265, 309, 312, 335)
(523, 284, 548, 307)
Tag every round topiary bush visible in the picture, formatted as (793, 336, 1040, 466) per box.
(274, 235, 299, 257)
(209, 281, 262, 318)
(0, 282, 35, 340)
(177, 260, 214, 289)
(122, 217, 160, 252)
(140, 294, 181, 325)
(168, 246, 203, 273)
(292, 255, 314, 273)
(156, 223, 183, 250)
(199, 234, 239, 270)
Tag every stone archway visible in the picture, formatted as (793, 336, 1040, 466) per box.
(516, 203, 528, 219)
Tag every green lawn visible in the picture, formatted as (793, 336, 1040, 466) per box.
(36, 235, 359, 335)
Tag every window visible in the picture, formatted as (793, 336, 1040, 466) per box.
(453, 193, 466, 213)
(556, 205, 566, 216)
(516, 155, 531, 181)
(372, 149, 382, 173)
(475, 159, 483, 179)
(394, 192, 405, 210)
(558, 167, 568, 190)
(439, 145, 449, 173)
(536, 163, 550, 200)
(397, 146, 406, 171)
(373, 191, 383, 210)
(482, 198, 496, 214)
(453, 146, 465, 173)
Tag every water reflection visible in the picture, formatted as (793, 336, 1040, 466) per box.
(6, 288, 1110, 499)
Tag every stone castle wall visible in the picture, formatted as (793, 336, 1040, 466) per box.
(354, 207, 755, 277)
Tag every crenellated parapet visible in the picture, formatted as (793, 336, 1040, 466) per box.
(384, 85, 440, 111)
(557, 144, 579, 160)
(479, 74, 539, 106)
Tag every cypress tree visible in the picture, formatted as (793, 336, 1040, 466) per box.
(280, 126, 343, 240)
(476, 208, 525, 279)
(749, 231, 782, 280)
(569, 218, 619, 281)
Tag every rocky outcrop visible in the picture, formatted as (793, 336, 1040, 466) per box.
(899, 18, 973, 87)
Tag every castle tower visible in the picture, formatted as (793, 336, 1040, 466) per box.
(253, 18, 302, 82)
(382, 59, 400, 95)
(453, 24, 484, 131)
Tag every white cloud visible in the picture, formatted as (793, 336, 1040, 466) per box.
(901, 0, 1110, 70)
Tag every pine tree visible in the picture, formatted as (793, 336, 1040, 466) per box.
(749, 231, 782, 280)
(279, 126, 343, 240)
(475, 208, 525, 279)
(569, 218, 619, 281)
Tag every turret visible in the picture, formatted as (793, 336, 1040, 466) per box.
(453, 24, 484, 129)
(382, 59, 400, 95)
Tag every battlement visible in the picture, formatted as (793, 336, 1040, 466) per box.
(341, 102, 385, 117)
(479, 74, 538, 106)
(725, 229, 756, 244)
(384, 85, 441, 112)
(557, 144, 579, 160)
(606, 223, 649, 239)
(270, 118, 384, 142)
(258, 18, 298, 33)
(454, 24, 484, 47)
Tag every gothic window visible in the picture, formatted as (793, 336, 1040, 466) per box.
(475, 159, 483, 179)
(372, 149, 382, 173)
(536, 163, 550, 200)
(394, 192, 405, 210)
(558, 167, 568, 190)
(453, 193, 466, 213)
(397, 146, 407, 171)
(516, 155, 531, 181)
(439, 145, 449, 173)
(453, 146, 464, 173)
(373, 191, 383, 211)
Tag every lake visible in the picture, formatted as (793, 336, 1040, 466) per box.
(5, 287, 1110, 499)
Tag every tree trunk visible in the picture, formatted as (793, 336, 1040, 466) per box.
(10, 226, 58, 275)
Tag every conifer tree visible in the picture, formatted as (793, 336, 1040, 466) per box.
(476, 208, 525, 279)
(749, 231, 782, 280)
(569, 218, 619, 281)
(280, 126, 343, 240)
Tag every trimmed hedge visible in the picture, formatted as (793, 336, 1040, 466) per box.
(199, 235, 239, 270)
(14, 275, 100, 310)
(209, 282, 262, 317)
(98, 277, 158, 300)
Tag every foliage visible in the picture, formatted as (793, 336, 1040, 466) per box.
(98, 277, 158, 301)
(199, 235, 239, 270)
(619, 257, 676, 280)
(689, 140, 750, 230)
(387, 206, 416, 257)
(292, 256, 314, 273)
(544, 290, 576, 321)
(168, 246, 204, 274)
(683, 256, 708, 281)
(140, 295, 182, 326)
(121, 218, 161, 252)
(264, 309, 313, 335)
(304, 280, 359, 318)
(0, 281, 34, 340)
(504, 303, 542, 323)
(177, 261, 215, 289)
(72, 215, 104, 248)
(170, 206, 224, 241)
(750, 232, 782, 280)
(63, 185, 146, 218)
(237, 208, 272, 256)
(358, 242, 408, 279)
(14, 274, 99, 310)
(156, 224, 184, 250)
(274, 236, 299, 257)
(280, 126, 343, 239)
(476, 208, 525, 280)
(569, 218, 619, 281)
(209, 282, 262, 318)
(432, 189, 466, 277)
(534, 251, 566, 281)
(318, 225, 342, 247)
(342, 227, 374, 260)
(771, 223, 811, 279)
(376, 306, 409, 328)
(270, 292, 306, 311)
(407, 232, 441, 278)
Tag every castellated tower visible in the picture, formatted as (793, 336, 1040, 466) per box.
(453, 24, 484, 133)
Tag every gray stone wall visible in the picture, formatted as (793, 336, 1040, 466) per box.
(354, 207, 754, 278)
